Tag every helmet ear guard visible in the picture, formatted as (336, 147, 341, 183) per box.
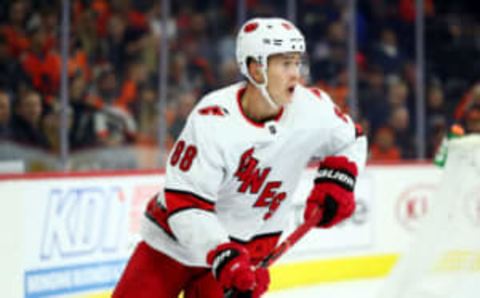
(236, 18, 306, 109)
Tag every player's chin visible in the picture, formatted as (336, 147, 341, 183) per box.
(273, 92, 293, 106)
(283, 92, 294, 104)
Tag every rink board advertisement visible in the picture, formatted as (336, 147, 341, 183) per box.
(19, 174, 163, 298)
(0, 164, 445, 297)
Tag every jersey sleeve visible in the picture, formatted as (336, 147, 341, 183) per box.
(165, 112, 224, 200)
(162, 110, 230, 264)
(317, 91, 368, 172)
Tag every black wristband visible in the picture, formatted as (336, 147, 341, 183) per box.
(314, 168, 356, 192)
(212, 248, 240, 279)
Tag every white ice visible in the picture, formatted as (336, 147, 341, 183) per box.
(265, 275, 479, 298)
(266, 279, 383, 298)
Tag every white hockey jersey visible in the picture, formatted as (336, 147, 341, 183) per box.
(141, 82, 367, 267)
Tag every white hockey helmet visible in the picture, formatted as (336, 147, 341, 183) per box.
(236, 18, 306, 108)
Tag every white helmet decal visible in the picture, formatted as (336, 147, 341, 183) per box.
(236, 18, 306, 109)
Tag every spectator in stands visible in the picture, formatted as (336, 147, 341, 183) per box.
(389, 106, 415, 158)
(0, 91, 12, 139)
(387, 80, 409, 109)
(369, 28, 406, 78)
(74, 8, 100, 63)
(311, 21, 348, 84)
(188, 13, 215, 63)
(103, 13, 130, 77)
(21, 25, 61, 101)
(37, 7, 59, 53)
(0, 0, 477, 165)
(398, 0, 435, 23)
(0, 33, 27, 94)
(433, 16, 479, 83)
(217, 26, 236, 66)
(10, 90, 50, 149)
(182, 37, 216, 94)
(426, 84, 448, 157)
(426, 84, 447, 121)
(123, 11, 150, 67)
(169, 52, 193, 95)
(401, 61, 416, 94)
(68, 37, 91, 83)
(42, 104, 69, 154)
(117, 61, 151, 112)
(103, 12, 149, 78)
(90, 68, 137, 147)
(359, 65, 388, 132)
(148, 1, 177, 43)
(369, 126, 401, 161)
(146, 1, 177, 74)
(169, 90, 196, 140)
(134, 86, 158, 144)
(317, 69, 349, 112)
(69, 75, 97, 150)
(1, 0, 30, 58)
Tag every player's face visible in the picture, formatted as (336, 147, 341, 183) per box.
(266, 53, 302, 106)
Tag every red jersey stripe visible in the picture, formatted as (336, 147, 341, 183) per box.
(164, 189, 215, 215)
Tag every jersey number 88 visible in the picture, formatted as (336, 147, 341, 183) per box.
(170, 140, 198, 171)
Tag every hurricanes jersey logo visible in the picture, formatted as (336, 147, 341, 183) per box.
(234, 147, 286, 220)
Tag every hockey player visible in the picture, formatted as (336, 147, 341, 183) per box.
(113, 17, 367, 298)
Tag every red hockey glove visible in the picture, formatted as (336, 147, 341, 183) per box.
(207, 242, 270, 297)
(304, 156, 358, 228)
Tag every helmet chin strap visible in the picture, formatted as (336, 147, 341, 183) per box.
(246, 64, 280, 110)
(259, 85, 279, 110)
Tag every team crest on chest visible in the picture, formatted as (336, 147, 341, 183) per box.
(234, 147, 287, 220)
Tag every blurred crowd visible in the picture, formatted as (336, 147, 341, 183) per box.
(0, 0, 479, 167)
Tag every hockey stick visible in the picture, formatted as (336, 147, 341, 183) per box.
(224, 207, 323, 298)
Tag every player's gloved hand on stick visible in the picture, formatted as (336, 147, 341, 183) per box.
(207, 242, 270, 297)
(304, 156, 358, 228)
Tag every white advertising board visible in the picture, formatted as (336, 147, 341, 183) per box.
(0, 164, 447, 297)
(3, 174, 163, 298)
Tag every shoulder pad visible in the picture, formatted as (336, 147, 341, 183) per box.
(308, 87, 323, 99)
(198, 105, 229, 117)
